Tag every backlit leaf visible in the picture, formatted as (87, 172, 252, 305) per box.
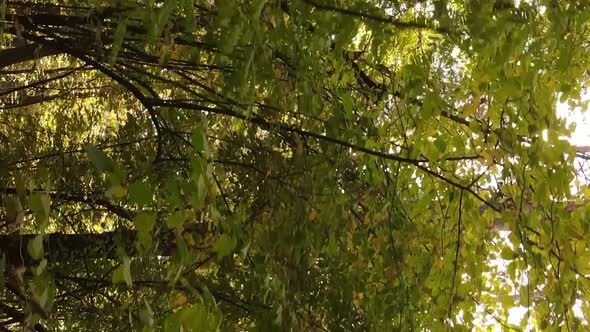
(134, 213, 156, 233)
(212, 234, 236, 258)
(27, 235, 44, 261)
(129, 181, 152, 205)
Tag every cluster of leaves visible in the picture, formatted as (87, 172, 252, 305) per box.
(2, 0, 590, 331)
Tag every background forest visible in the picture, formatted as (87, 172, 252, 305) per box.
(2, 0, 590, 331)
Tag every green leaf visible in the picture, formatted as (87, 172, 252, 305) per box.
(139, 299, 155, 327)
(212, 234, 236, 258)
(107, 171, 124, 187)
(195, 174, 206, 209)
(123, 256, 133, 287)
(107, 185, 127, 199)
(167, 211, 186, 229)
(157, 0, 177, 30)
(181, 303, 222, 331)
(5, 195, 22, 225)
(520, 285, 530, 307)
(134, 213, 156, 233)
(109, 16, 127, 65)
(34, 258, 47, 276)
(175, 231, 189, 263)
(112, 256, 133, 287)
(500, 247, 514, 260)
(191, 155, 207, 180)
(29, 272, 55, 312)
(251, 0, 266, 23)
(164, 311, 182, 332)
(433, 137, 446, 153)
(129, 181, 152, 205)
(40, 194, 50, 217)
(498, 79, 521, 99)
(85, 145, 113, 173)
(326, 232, 338, 256)
(165, 179, 183, 208)
(29, 193, 50, 218)
(112, 266, 126, 285)
(27, 235, 44, 261)
(191, 127, 209, 158)
(137, 231, 154, 253)
(15, 175, 26, 202)
(501, 291, 514, 309)
(183, 0, 196, 31)
(341, 94, 353, 116)
(240, 240, 250, 259)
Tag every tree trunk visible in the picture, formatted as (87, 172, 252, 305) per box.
(0, 230, 178, 266)
(0, 187, 133, 221)
(0, 223, 210, 266)
(0, 44, 61, 69)
(1, 231, 130, 266)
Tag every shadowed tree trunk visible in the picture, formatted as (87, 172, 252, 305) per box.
(0, 224, 213, 266)
(1, 231, 137, 266)
(0, 227, 208, 266)
(0, 44, 61, 69)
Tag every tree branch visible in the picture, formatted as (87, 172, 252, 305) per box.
(302, 0, 453, 34)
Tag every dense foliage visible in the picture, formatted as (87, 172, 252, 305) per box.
(2, 0, 590, 330)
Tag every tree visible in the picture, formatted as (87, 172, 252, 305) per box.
(2, 0, 590, 330)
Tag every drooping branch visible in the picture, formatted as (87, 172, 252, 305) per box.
(1, 92, 94, 109)
(21, 31, 166, 162)
(149, 99, 497, 209)
(7, 135, 157, 167)
(0, 66, 86, 98)
(302, 0, 453, 34)
(150, 99, 481, 164)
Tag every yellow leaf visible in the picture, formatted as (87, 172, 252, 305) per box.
(433, 257, 443, 271)
(106, 185, 127, 199)
(308, 210, 318, 221)
(463, 102, 478, 115)
(480, 150, 495, 166)
(171, 293, 188, 308)
(384, 267, 396, 281)
(353, 291, 364, 307)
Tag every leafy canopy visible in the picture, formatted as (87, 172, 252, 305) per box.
(2, 0, 590, 331)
